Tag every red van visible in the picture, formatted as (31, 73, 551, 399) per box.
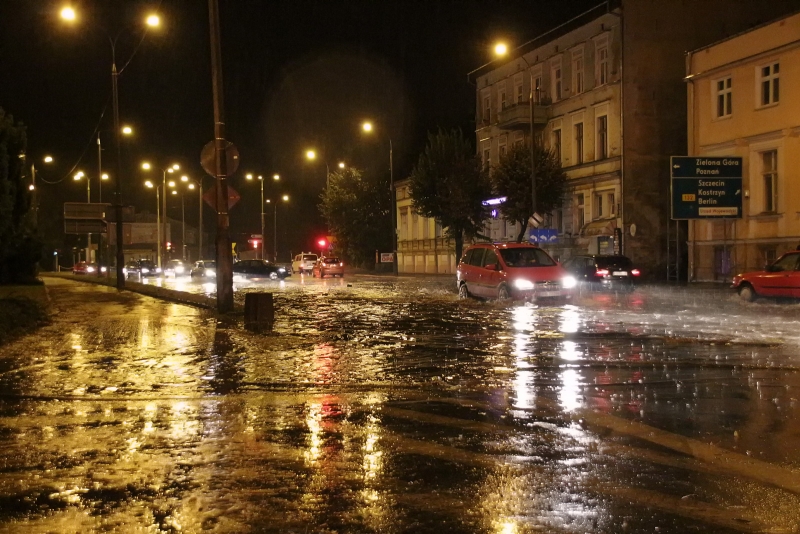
(456, 242, 575, 302)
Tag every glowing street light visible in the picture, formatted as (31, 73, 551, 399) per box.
(306, 150, 316, 160)
(60, 6, 76, 21)
(361, 120, 397, 274)
(44, 156, 53, 163)
(121, 125, 133, 135)
(146, 14, 160, 27)
(494, 42, 508, 56)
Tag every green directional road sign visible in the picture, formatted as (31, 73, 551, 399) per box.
(670, 156, 743, 219)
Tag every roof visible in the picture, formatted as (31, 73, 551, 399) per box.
(687, 5, 800, 56)
(467, 0, 618, 82)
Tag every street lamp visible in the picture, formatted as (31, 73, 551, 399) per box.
(305, 150, 343, 189)
(494, 42, 537, 225)
(141, 161, 179, 269)
(144, 180, 161, 266)
(97, 125, 130, 204)
(60, 6, 162, 289)
(265, 194, 289, 262)
(361, 121, 397, 275)
(181, 175, 205, 261)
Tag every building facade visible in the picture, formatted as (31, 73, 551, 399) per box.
(466, 0, 799, 279)
(686, 10, 800, 281)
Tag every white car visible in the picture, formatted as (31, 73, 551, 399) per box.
(292, 253, 318, 275)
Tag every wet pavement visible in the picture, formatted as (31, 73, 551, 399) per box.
(1, 275, 799, 533)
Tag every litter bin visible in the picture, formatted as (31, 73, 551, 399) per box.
(244, 292, 274, 331)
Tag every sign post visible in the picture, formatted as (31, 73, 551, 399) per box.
(670, 156, 743, 283)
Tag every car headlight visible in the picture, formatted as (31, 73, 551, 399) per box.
(100, 267, 107, 273)
(513, 278, 535, 290)
(86, 266, 95, 273)
(562, 275, 577, 289)
(175, 266, 184, 274)
(141, 268, 150, 273)
(206, 269, 216, 277)
(278, 268, 286, 272)
(156, 267, 162, 273)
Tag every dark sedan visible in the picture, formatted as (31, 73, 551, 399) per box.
(232, 259, 289, 281)
(562, 254, 640, 291)
(123, 260, 161, 279)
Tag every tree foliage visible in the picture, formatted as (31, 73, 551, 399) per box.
(408, 129, 490, 261)
(0, 108, 40, 284)
(491, 143, 568, 242)
(319, 166, 390, 268)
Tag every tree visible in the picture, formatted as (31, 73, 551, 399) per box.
(0, 108, 40, 284)
(408, 129, 490, 262)
(319, 166, 390, 268)
(491, 143, 568, 242)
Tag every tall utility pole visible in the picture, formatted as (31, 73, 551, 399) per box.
(112, 49, 125, 289)
(389, 139, 397, 275)
(208, 0, 234, 313)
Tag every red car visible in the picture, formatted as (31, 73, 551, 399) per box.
(456, 242, 574, 302)
(732, 251, 800, 301)
(72, 261, 101, 275)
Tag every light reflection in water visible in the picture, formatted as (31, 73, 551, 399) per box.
(512, 305, 535, 411)
(558, 306, 581, 333)
(559, 369, 583, 412)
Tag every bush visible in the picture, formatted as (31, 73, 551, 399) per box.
(0, 297, 48, 345)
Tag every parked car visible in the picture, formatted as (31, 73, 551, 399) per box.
(562, 254, 640, 291)
(72, 261, 105, 275)
(232, 259, 289, 281)
(732, 251, 800, 301)
(292, 253, 318, 275)
(312, 257, 344, 278)
(123, 259, 161, 279)
(190, 260, 216, 279)
(456, 242, 575, 302)
(164, 259, 187, 278)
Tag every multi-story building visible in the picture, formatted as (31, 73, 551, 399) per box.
(686, 10, 800, 282)
(395, 182, 456, 273)
(466, 0, 799, 279)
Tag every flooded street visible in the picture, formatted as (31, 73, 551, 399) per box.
(1, 276, 799, 532)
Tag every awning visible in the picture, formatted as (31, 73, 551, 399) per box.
(581, 219, 616, 237)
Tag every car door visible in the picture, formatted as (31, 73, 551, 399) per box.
(482, 249, 503, 295)
(758, 253, 798, 297)
(463, 248, 486, 297)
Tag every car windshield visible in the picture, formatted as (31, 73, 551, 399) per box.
(499, 248, 556, 267)
(204, 262, 216, 269)
(595, 256, 633, 269)
(323, 258, 340, 264)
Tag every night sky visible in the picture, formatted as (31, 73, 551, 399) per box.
(1, 0, 598, 258)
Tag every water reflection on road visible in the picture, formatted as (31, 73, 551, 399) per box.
(1, 276, 799, 532)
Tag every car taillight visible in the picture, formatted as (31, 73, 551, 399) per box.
(595, 269, 609, 276)
(631, 269, 640, 276)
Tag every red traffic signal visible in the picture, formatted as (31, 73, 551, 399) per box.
(317, 238, 327, 248)
(166, 241, 172, 251)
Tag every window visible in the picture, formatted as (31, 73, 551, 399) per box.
(552, 129, 562, 162)
(715, 77, 732, 118)
(533, 74, 543, 103)
(759, 62, 779, 106)
(482, 94, 491, 123)
(594, 192, 603, 218)
(596, 44, 609, 86)
(596, 115, 608, 159)
(608, 192, 616, 215)
(498, 82, 507, 110)
(572, 50, 584, 95)
(575, 194, 585, 228)
(482, 147, 490, 169)
(514, 74, 523, 103)
(512, 131, 524, 147)
(551, 60, 562, 101)
(400, 209, 408, 240)
(411, 211, 419, 240)
(574, 122, 584, 165)
(762, 150, 777, 212)
(498, 136, 507, 159)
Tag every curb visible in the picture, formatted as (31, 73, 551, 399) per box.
(41, 273, 223, 311)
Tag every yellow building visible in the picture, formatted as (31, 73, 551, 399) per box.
(686, 10, 800, 281)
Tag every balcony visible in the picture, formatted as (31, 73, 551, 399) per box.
(497, 90, 551, 131)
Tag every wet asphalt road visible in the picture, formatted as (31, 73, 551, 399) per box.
(0, 275, 799, 533)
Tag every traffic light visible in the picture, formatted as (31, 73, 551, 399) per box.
(166, 241, 172, 251)
(317, 238, 327, 249)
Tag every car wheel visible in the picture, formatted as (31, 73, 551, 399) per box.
(458, 283, 471, 300)
(269, 272, 278, 280)
(497, 284, 511, 300)
(738, 284, 757, 302)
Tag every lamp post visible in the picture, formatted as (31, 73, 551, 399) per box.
(97, 126, 130, 203)
(494, 42, 537, 224)
(29, 155, 53, 229)
(265, 194, 289, 262)
(141, 161, 179, 269)
(60, 6, 161, 288)
(305, 150, 344, 189)
(182, 175, 203, 261)
(169, 187, 186, 261)
(361, 121, 397, 275)
(145, 180, 160, 265)
(246, 173, 280, 260)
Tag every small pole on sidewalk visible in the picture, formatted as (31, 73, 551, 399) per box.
(244, 293, 274, 332)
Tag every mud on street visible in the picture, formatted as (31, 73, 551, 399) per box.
(0, 276, 799, 533)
